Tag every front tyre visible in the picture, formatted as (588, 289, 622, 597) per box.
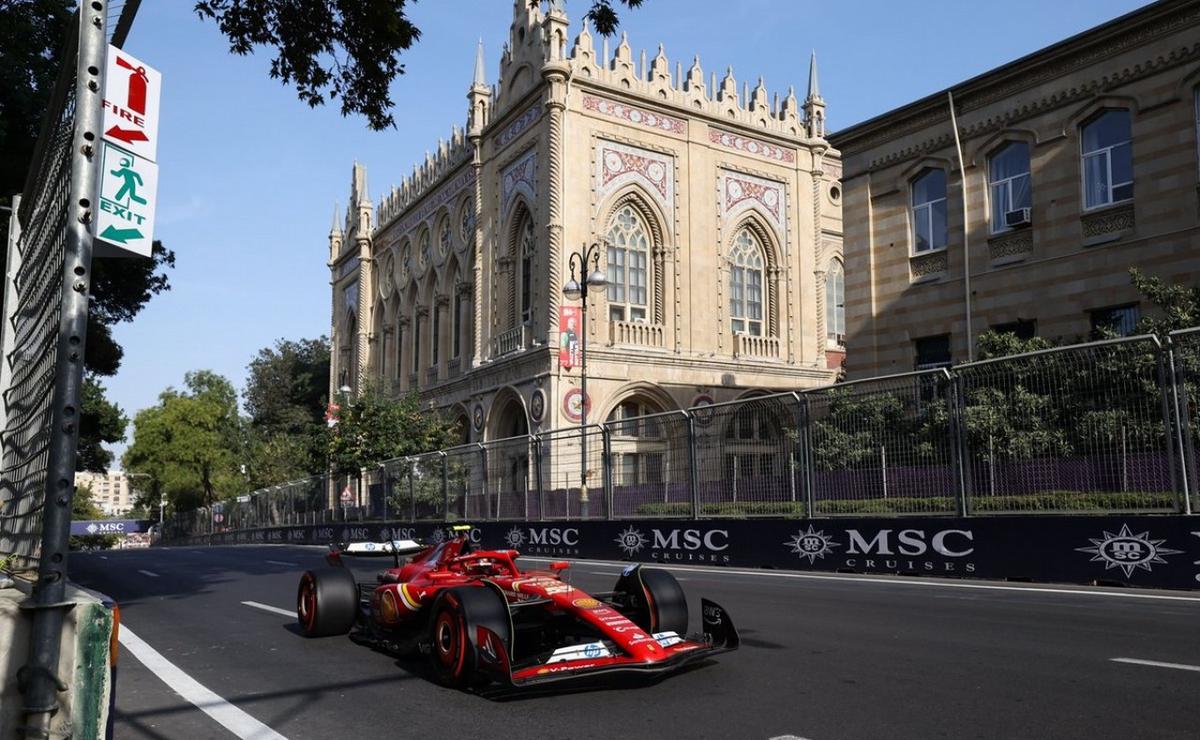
(427, 586, 512, 689)
(614, 566, 688, 635)
(297, 568, 357, 637)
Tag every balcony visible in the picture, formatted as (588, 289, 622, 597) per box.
(425, 366, 439, 384)
(609, 320, 665, 349)
(492, 325, 526, 358)
(733, 333, 781, 360)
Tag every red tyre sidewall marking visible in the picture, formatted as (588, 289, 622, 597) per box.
(299, 574, 317, 632)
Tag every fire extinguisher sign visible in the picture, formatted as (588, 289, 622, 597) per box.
(102, 47, 161, 162)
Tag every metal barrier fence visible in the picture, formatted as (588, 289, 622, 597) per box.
(170, 332, 1200, 537)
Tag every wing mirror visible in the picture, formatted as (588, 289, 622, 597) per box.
(549, 560, 570, 572)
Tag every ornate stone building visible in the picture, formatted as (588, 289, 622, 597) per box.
(327, 1, 843, 453)
(831, 0, 1200, 377)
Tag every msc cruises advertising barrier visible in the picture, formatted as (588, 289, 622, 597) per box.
(179, 515, 1200, 590)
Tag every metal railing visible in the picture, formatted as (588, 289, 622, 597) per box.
(170, 332, 1200, 537)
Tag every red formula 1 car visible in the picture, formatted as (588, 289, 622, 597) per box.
(296, 526, 738, 689)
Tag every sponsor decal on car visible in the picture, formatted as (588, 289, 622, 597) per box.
(572, 597, 602, 609)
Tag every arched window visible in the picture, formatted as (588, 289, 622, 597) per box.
(605, 204, 650, 322)
(723, 398, 785, 485)
(988, 142, 1031, 232)
(729, 228, 765, 336)
(519, 215, 535, 325)
(910, 169, 947, 253)
(438, 216, 452, 258)
(826, 260, 845, 347)
(1081, 109, 1132, 209)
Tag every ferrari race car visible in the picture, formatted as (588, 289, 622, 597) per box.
(296, 526, 738, 689)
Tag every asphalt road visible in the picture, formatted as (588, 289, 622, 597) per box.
(68, 545, 1200, 740)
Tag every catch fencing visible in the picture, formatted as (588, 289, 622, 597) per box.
(170, 331, 1200, 538)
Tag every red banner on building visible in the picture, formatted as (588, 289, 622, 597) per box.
(559, 306, 581, 370)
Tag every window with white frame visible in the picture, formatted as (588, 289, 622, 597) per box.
(826, 260, 845, 346)
(519, 216, 535, 325)
(1081, 109, 1133, 209)
(729, 228, 765, 336)
(605, 205, 650, 322)
(988, 142, 1031, 232)
(910, 169, 947, 253)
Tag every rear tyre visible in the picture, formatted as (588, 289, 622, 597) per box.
(613, 566, 688, 635)
(427, 586, 511, 688)
(297, 568, 357, 637)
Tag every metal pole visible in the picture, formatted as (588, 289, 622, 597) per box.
(881, 445, 889, 499)
(21, 9, 105, 738)
(1167, 339, 1195, 515)
(534, 434, 545, 522)
(947, 91, 973, 363)
(601, 424, 613, 520)
(1155, 346, 1181, 510)
(686, 411, 700, 519)
(580, 288, 589, 520)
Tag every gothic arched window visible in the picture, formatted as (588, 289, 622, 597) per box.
(519, 215, 535, 325)
(605, 204, 650, 322)
(729, 228, 765, 336)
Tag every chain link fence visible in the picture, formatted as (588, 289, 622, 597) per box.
(169, 333, 1200, 538)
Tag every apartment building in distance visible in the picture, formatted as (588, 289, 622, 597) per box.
(75, 470, 135, 517)
(830, 0, 1200, 377)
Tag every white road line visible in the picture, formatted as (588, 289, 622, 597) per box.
(118, 624, 289, 740)
(265, 560, 297, 567)
(243, 600, 295, 618)
(137, 569, 160, 578)
(1111, 657, 1200, 673)
(523, 557, 1200, 604)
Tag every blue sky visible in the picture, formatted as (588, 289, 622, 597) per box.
(105, 0, 1149, 462)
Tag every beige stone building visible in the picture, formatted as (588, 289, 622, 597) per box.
(327, 1, 843, 458)
(75, 471, 134, 517)
(831, 0, 1200, 378)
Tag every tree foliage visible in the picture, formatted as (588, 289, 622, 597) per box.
(123, 371, 246, 511)
(78, 376, 128, 473)
(194, 0, 647, 130)
(243, 336, 330, 486)
(325, 387, 459, 476)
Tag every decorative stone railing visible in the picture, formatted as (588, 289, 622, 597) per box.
(734, 333, 781, 360)
(610, 320, 665, 349)
(492, 325, 526, 358)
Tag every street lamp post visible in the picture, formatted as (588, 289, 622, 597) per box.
(562, 242, 607, 519)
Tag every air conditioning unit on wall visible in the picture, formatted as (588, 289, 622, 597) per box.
(1004, 207, 1032, 228)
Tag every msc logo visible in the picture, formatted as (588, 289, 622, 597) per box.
(844, 528, 975, 557)
(509, 526, 580, 553)
(1077, 523, 1183, 578)
(613, 526, 729, 562)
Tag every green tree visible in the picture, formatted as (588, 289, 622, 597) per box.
(325, 388, 458, 476)
(194, 0, 646, 131)
(242, 337, 330, 485)
(123, 371, 246, 511)
(78, 376, 128, 472)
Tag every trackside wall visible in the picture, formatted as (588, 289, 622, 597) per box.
(170, 515, 1200, 591)
(0, 582, 115, 740)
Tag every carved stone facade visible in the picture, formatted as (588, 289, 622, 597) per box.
(832, 0, 1200, 377)
(328, 1, 842, 447)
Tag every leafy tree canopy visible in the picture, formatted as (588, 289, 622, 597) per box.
(243, 336, 330, 487)
(194, 0, 646, 130)
(326, 387, 459, 476)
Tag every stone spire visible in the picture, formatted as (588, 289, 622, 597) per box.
(467, 39, 490, 136)
(803, 50, 826, 138)
(473, 37, 486, 88)
(806, 50, 821, 103)
(329, 202, 342, 237)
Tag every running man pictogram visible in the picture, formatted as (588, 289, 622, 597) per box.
(111, 156, 147, 205)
